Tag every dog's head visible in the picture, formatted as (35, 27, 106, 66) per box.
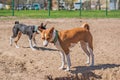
(40, 27, 55, 47)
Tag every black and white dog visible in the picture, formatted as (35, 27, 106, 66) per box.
(10, 21, 47, 50)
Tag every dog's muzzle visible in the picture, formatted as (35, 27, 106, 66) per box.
(43, 40, 48, 47)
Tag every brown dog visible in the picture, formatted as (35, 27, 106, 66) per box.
(40, 23, 94, 71)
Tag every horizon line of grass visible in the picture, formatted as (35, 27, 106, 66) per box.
(0, 10, 120, 19)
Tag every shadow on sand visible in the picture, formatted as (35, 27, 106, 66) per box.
(35, 46, 58, 51)
(46, 64, 120, 80)
(22, 46, 58, 51)
(69, 64, 120, 80)
(71, 63, 120, 73)
(22, 46, 120, 80)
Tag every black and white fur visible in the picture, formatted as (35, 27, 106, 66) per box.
(10, 21, 46, 50)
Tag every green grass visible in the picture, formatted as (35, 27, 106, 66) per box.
(0, 9, 120, 19)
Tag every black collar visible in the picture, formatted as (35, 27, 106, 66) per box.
(51, 30, 59, 44)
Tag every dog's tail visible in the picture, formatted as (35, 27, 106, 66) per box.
(15, 21, 19, 24)
(82, 23, 90, 31)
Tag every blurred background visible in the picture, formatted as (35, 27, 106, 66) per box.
(0, 0, 119, 10)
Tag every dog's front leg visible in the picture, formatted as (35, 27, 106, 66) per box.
(10, 36, 13, 46)
(28, 39, 35, 50)
(59, 51, 66, 70)
(33, 38, 37, 47)
(65, 53, 71, 71)
(33, 33, 37, 47)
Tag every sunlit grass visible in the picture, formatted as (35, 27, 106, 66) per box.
(0, 9, 120, 19)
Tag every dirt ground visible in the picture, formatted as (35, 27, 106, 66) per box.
(0, 18, 120, 80)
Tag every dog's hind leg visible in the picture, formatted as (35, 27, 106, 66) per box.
(80, 41, 90, 65)
(65, 53, 71, 71)
(88, 40, 94, 66)
(14, 32, 22, 48)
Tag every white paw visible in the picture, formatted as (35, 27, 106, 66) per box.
(32, 48, 36, 51)
(64, 68, 70, 72)
(86, 61, 90, 65)
(16, 46, 19, 48)
(33, 44, 37, 47)
(59, 66, 64, 70)
(64, 67, 70, 71)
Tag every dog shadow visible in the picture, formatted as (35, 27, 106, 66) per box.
(70, 64, 120, 80)
(22, 46, 58, 51)
(45, 64, 120, 80)
(35, 46, 58, 51)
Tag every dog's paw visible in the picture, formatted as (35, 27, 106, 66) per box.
(33, 44, 37, 47)
(16, 46, 19, 48)
(32, 48, 36, 51)
(64, 69, 70, 72)
(86, 61, 90, 65)
(64, 67, 70, 72)
(59, 67, 64, 70)
(90, 63, 94, 67)
(10, 44, 12, 46)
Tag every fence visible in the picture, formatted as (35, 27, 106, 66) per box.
(0, 0, 120, 18)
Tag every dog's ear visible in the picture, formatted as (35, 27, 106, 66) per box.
(41, 23, 43, 26)
(38, 23, 45, 32)
(15, 21, 19, 24)
(50, 27, 54, 33)
(43, 21, 48, 28)
(38, 26, 44, 32)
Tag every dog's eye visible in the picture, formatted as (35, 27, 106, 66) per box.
(42, 37, 45, 40)
(47, 37, 50, 40)
(47, 35, 50, 37)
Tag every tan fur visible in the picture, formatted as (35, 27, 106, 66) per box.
(41, 23, 93, 54)
(40, 23, 94, 71)
(58, 27, 93, 54)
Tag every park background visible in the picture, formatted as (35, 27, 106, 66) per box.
(0, 0, 120, 80)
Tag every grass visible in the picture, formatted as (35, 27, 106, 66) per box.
(0, 9, 120, 19)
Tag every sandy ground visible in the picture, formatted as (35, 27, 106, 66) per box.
(0, 18, 120, 80)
